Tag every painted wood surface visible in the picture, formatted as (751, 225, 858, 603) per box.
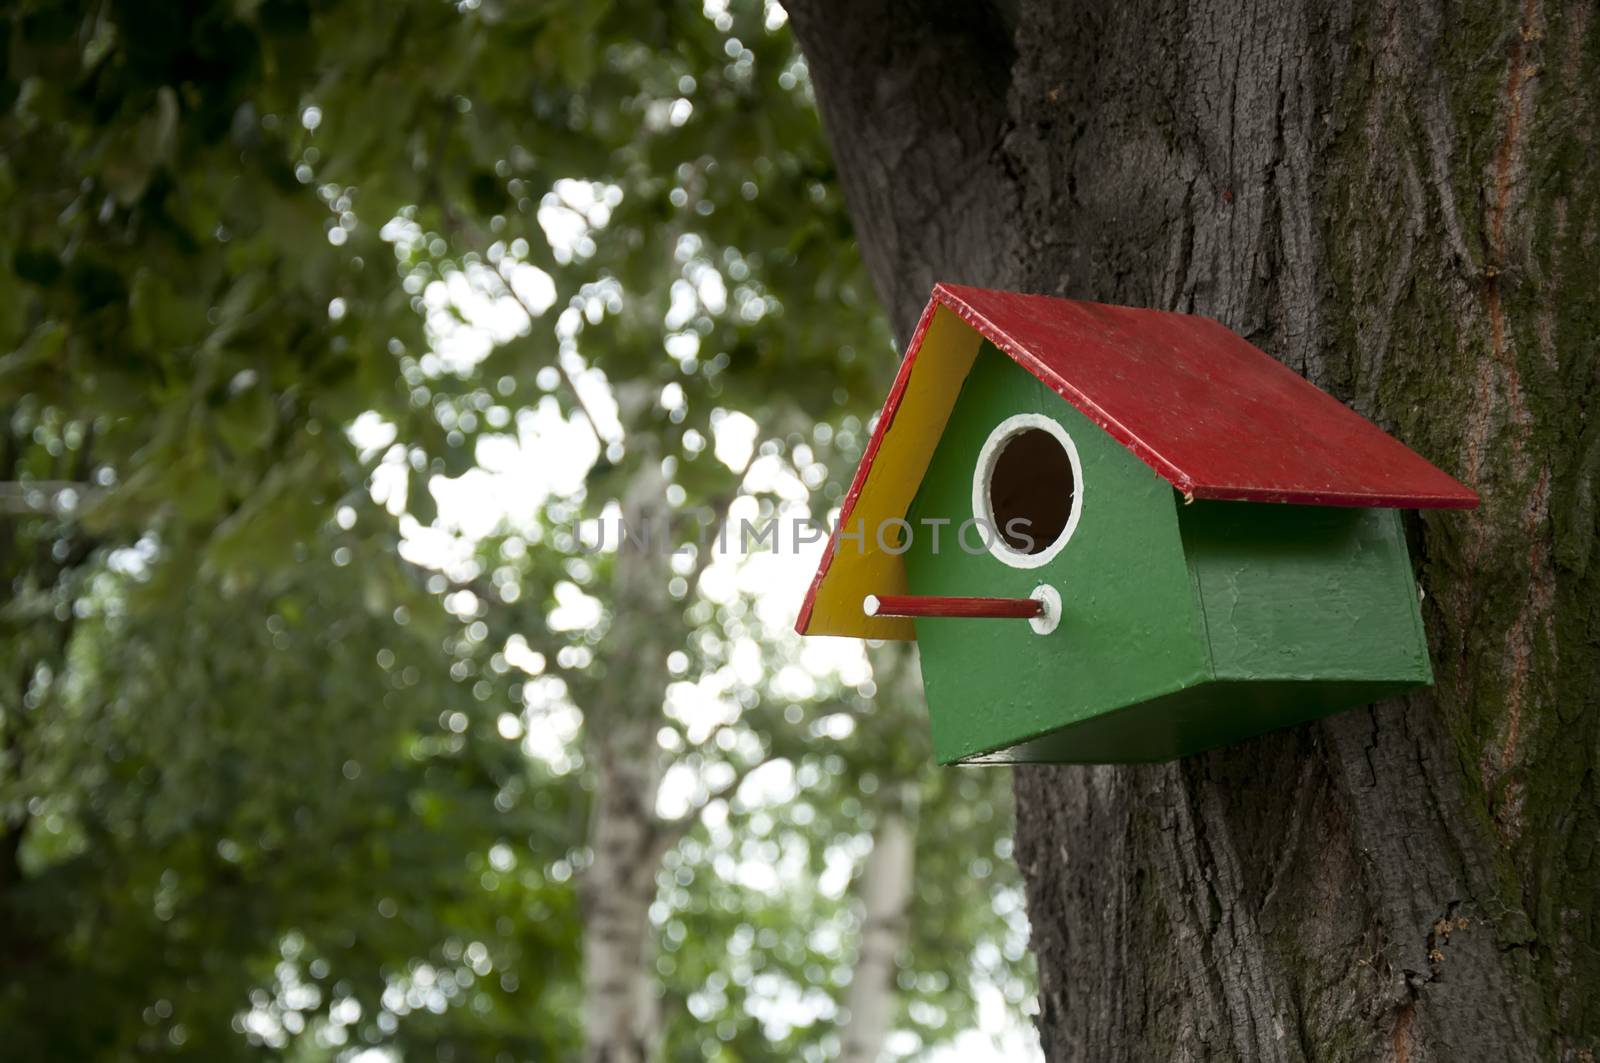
(863, 594, 1043, 619)
(903, 341, 1212, 763)
(793, 303, 982, 640)
(966, 679, 1424, 763)
(796, 283, 1478, 640)
(903, 341, 1432, 764)
(934, 284, 1481, 507)
(1178, 501, 1431, 685)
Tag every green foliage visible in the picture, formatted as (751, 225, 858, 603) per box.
(8, 532, 582, 1059)
(0, 0, 1032, 1058)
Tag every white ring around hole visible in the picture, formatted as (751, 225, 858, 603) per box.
(970, 412, 1084, 570)
(1029, 584, 1062, 636)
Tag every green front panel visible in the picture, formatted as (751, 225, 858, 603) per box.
(962, 679, 1423, 763)
(903, 342, 1212, 763)
(900, 343, 1436, 765)
(1178, 501, 1432, 685)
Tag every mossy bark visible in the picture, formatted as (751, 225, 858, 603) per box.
(790, 0, 1600, 1057)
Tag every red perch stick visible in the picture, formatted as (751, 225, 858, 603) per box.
(862, 593, 1042, 620)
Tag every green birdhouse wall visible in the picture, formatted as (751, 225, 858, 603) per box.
(904, 341, 1432, 764)
(795, 285, 1478, 766)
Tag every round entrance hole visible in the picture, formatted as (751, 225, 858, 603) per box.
(971, 414, 1083, 569)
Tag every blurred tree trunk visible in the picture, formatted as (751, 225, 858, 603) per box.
(839, 783, 917, 1063)
(790, 1, 1600, 1059)
(581, 453, 673, 1063)
(579, 450, 918, 1063)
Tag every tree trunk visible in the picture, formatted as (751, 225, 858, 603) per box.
(790, 1, 1600, 1059)
(581, 456, 673, 1063)
(840, 784, 918, 1063)
(581, 762, 661, 1063)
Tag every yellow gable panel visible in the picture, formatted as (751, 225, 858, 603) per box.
(798, 304, 983, 639)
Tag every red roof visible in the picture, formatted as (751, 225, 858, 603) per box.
(930, 284, 1478, 508)
(794, 285, 1476, 639)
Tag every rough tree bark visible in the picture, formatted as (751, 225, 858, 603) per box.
(790, 1, 1599, 1059)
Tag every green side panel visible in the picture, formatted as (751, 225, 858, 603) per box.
(958, 679, 1421, 763)
(1178, 501, 1432, 685)
(903, 341, 1212, 764)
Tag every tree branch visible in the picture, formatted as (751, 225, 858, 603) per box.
(649, 745, 767, 859)
(495, 262, 615, 447)
(682, 453, 755, 601)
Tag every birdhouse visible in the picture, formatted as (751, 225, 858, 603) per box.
(796, 284, 1478, 764)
